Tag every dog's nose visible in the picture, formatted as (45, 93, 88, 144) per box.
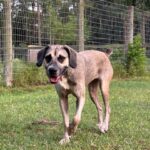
(48, 68, 57, 76)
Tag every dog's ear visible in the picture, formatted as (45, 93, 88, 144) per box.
(36, 45, 50, 67)
(105, 48, 113, 57)
(63, 45, 77, 68)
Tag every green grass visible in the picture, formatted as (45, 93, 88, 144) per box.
(0, 80, 150, 150)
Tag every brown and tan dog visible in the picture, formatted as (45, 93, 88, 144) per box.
(36, 45, 113, 144)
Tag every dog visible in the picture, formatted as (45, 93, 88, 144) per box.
(36, 45, 113, 144)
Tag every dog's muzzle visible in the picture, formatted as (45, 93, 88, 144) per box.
(48, 67, 68, 84)
(48, 68, 60, 84)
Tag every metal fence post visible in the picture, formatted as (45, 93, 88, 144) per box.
(4, 0, 13, 87)
(78, 0, 84, 51)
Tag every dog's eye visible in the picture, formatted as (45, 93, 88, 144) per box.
(45, 55, 52, 63)
(58, 55, 65, 63)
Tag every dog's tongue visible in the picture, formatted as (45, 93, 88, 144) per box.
(49, 76, 60, 84)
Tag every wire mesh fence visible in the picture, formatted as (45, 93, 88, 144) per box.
(0, 0, 150, 86)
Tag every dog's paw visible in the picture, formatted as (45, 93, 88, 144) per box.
(103, 123, 109, 132)
(68, 123, 76, 135)
(97, 123, 108, 133)
(97, 124, 105, 133)
(59, 137, 70, 145)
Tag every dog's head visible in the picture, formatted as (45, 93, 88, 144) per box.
(36, 45, 77, 84)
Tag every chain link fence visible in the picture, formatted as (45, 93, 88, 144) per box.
(0, 0, 150, 86)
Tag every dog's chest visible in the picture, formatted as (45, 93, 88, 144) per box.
(58, 77, 70, 90)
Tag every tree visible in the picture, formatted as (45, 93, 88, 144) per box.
(107, 0, 150, 10)
(43, 0, 89, 45)
(46, 3, 78, 44)
(11, 0, 84, 46)
(85, 0, 125, 45)
(12, 0, 43, 46)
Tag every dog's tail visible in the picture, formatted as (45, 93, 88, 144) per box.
(105, 48, 113, 57)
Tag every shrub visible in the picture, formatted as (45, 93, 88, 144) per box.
(125, 34, 147, 76)
(0, 63, 3, 85)
(111, 48, 127, 78)
(111, 48, 125, 62)
(13, 59, 47, 87)
(112, 62, 127, 79)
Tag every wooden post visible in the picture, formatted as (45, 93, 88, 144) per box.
(37, 0, 41, 46)
(141, 11, 145, 47)
(48, 7, 52, 45)
(124, 6, 134, 52)
(128, 6, 134, 44)
(4, 0, 13, 87)
(78, 0, 84, 51)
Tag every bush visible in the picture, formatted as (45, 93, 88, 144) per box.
(111, 48, 127, 78)
(0, 63, 3, 85)
(13, 59, 47, 86)
(111, 48, 125, 62)
(112, 62, 127, 79)
(125, 34, 147, 76)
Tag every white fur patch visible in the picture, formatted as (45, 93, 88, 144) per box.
(59, 77, 70, 90)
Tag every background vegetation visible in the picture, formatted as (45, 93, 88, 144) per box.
(112, 34, 149, 78)
(1, 0, 150, 47)
(126, 35, 147, 76)
(13, 59, 47, 87)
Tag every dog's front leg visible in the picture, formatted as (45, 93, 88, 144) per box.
(69, 94, 85, 134)
(59, 96, 70, 145)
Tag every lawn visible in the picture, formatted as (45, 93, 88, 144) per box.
(0, 80, 150, 150)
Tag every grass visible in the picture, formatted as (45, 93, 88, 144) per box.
(0, 80, 150, 150)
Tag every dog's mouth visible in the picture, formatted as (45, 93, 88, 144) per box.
(48, 67, 68, 84)
(49, 76, 61, 84)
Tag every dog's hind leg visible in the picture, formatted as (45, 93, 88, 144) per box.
(100, 79, 111, 133)
(88, 79, 104, 133)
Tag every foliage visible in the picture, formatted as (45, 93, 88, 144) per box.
(106, 0, 150, 10)
(111, 48, 126, 78)
(125, 34, 147, 76)
(46, 3, 90, 45)
(111, 48, 125, 62)
(85, 0, 126, 45)
(1, 0, 150, 48)
(47, 4, 77, 45)
(112, 62, 127, 78)
(4, 0, 90, 46)
(0, 63, 3, 83)
(13, 59, 47, 86)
